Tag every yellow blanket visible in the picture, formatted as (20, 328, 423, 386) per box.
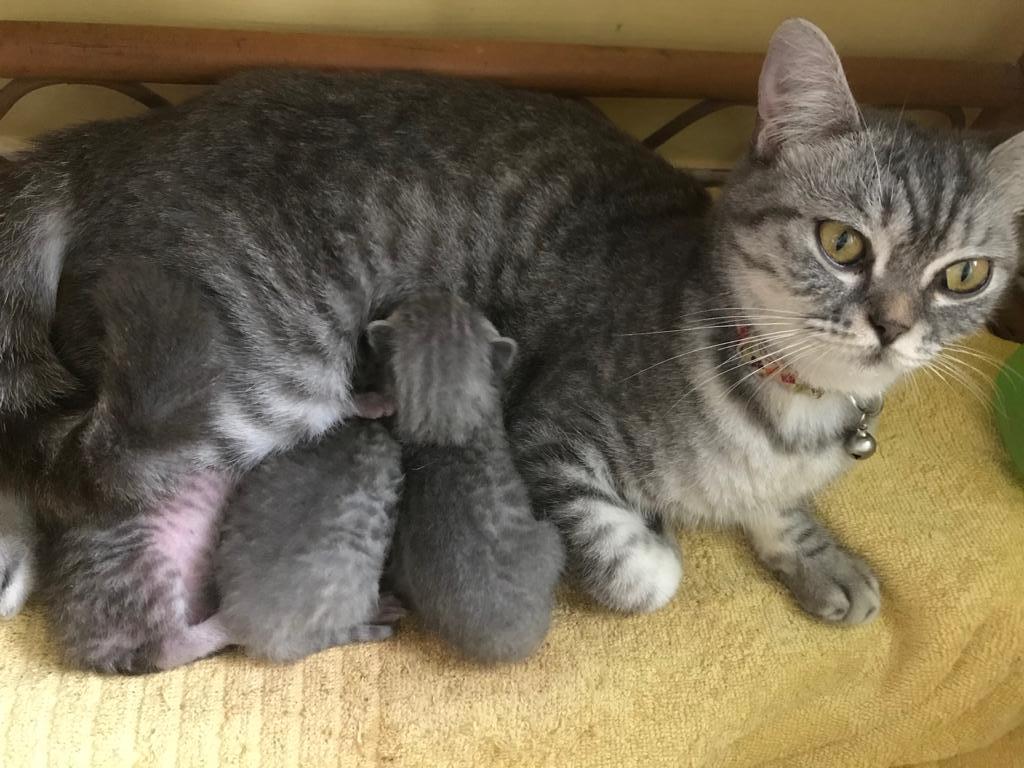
(2, 333, 1022, 768)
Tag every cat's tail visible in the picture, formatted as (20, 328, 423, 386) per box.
(0, 153, 77, 415)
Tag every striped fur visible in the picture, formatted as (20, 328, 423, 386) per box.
(0, 21, 1021, 648)
(378, 295, 564, 662)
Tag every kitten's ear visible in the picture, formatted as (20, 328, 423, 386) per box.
(490, 337, 518, 377)
(365, 320, 395, 355)
(754, 18, 860, 159)
(986, 130, 1024, 214)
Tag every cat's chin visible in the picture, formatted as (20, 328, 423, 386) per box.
(790, 349, 905, 400)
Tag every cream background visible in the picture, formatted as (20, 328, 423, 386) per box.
(1, 1, 1022, 167)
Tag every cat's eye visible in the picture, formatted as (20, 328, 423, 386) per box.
(817, 220, 866, 266)
(942, 259, 991, 295)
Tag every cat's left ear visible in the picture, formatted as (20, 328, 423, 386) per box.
(754, 18, 860, 159)
(986, 130, 1024, 214)
(490, 337, 518, 377)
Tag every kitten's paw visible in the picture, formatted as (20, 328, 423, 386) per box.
(784, 547, 880, 625)
(352, 392, 396, 420)
(348, 623, 396, 644)
(0, 542, 36, 618)
(374, 593, 408, 624)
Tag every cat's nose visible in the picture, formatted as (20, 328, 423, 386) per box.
(867, 292, 916, 346)
(868, 313, 911, 346)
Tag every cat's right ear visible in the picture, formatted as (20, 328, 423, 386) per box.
(365, 320, 395, 355)
(986, 130, 1024, 214)
(754, 18, 860, 160)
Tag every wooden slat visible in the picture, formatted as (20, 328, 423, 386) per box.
(0, 21, 1022, 108)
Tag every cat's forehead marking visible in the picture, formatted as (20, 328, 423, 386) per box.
(868, 226, 894, 279)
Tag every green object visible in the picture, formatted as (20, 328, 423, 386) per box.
(996, 345, 1024, 479)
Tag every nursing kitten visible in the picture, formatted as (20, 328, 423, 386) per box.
(374, 294, 564, 662)
(45, 265, 233, 673)
(44, 266, 400, 671)
(211, 419, 403, 664)
(2, 19, 1023, 655)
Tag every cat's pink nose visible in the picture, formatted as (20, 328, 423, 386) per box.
(868, 314, 911, 346)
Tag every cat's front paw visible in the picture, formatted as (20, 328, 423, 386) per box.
(784, 547, 880, 625)
(0, 539, 35, 618)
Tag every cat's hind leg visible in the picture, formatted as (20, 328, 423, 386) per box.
(516, 420, 682, 614)
(0, 492, 36, 618)
(744, 502, 880, 625)
(560, 496, 683, 613)
(48, 471, 235, 673)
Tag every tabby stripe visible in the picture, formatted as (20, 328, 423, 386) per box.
(732, 205, 802, 228)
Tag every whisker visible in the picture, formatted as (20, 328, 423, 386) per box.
(617, 329, 802, 382)
(884, 100, 907, 181)
(856, 106, 884, 204)
(931, 356, 1005, 417)
(675, 306, 811, 319)
(617, 321, 800, 338)
(937, 353, 999, 394)
(672, 336, 817, 410)
(944, 345, 1024, 387)
(920, 361, 957, 397)
(719, 339, 822, 405)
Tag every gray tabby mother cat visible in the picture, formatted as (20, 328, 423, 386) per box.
(1, 20, 1022, 638)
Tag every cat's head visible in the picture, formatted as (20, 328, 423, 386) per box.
(717, 19, 1024, 399)
(366, 293, 517, 445)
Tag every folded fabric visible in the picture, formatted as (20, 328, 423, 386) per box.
(1, 332, 1021, 768)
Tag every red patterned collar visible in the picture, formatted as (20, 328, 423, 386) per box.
(735, 325, 824, 398)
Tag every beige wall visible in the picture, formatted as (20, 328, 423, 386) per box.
(2, 1, 1022, 166)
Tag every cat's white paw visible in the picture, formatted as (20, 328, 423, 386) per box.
(0, 540, 35, 618)
(788, 547, 880, 625)
(600, 538, 683, 614)
(575, 503, 683, 614)
(0, 493, 37, 618)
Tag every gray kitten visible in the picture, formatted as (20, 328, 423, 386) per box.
(2, 19, 1023, 656)
(40, 265, 400, 671)
(44, 264, 233, 673)
(371, 294, 564, 662)
(210, 419, 403, 665)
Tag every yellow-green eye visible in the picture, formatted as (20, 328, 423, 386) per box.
(943, 259, 991, 294)
(817, 220, 866, 266)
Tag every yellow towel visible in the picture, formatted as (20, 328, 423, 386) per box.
(2, 333, 1022, 768)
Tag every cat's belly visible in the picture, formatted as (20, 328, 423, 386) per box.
(657, 443, 851, 527)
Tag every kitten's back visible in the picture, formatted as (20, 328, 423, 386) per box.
(379, 293, 564, 662)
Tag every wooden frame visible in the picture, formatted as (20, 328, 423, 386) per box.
(1, 20, 1021, 339)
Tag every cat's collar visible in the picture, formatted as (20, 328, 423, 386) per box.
(735, 324, 824, 398)
(735, 324, 884, 460)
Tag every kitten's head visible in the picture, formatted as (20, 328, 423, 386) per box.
(366, 293, 517, 445)
(717, 19, 1024, 399)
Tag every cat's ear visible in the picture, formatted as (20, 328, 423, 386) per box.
(986, 130, 1024, 214)
(365, 320, 395, 355)
(490, 337, 518, 377)
(754, 18, 860, 159)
